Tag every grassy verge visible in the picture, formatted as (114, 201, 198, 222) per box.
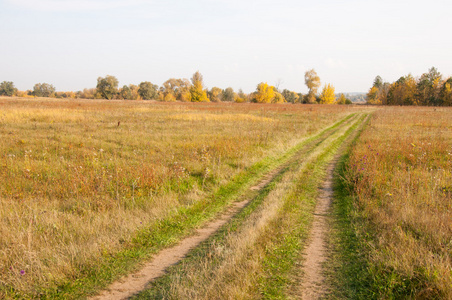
(327, 107, 452, 299)
(323, 114, 375, 299)
(3, 113, 355, 299)
(132, 113, 366, 299)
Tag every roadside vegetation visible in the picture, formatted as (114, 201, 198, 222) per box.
(0, 98, 364, 298)
(329, 106, 452, 298)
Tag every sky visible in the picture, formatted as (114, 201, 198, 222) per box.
(1, 0, 451, 94)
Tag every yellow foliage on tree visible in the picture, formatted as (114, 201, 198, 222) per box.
(272, 92, 285, 103)
(189, 71, 209, 102)
(164, 93, 176, 102)
(253, 82, 275, 103)
(319, 83, 336, 104)
(366, 86, 381, 105)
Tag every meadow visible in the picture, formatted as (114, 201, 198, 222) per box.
(0, 97, 360, 298)
(337, 106, 452, 298)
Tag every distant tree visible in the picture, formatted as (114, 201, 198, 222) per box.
(76, 88, 96, 99)
(236, 88, 248, 103)
(440, 77, 452, 106)
(222, 87, 235, 102)
(189, 71, 209, 102)
(336, 93, 348, 104)
(373, 75, 383, 89)
(160, 78, 191, 101)
(319, 83, 336, 104)
(119, 85, 134, 100)
(253, 82, 275, 103)
(138, 81, 158, 100)
(33, 83, 56, 97)
(304, 69, 321, 104)
(282, 89, 299, 103)
(387, 75, 417, 105)
(416, 67, 442, 106)
(272, 92, 285, 103)
(96, 75, 119, 100)
(208, 87, 222, 102)
(0, 81, 17, 96)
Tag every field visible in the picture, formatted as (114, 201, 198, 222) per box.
(1, 98, 450, 299)
(330, 106, 452, 298)
(0, 97, 366, 298)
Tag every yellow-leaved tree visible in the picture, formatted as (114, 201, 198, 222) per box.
(253, 82, 275, 103)
(319, 83, 336, 104)
(189, 71, 209, 102)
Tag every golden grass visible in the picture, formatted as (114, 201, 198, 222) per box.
(0, 97, 362, 296)
(346, 106, 452, 298)
(161, 114, 363, 299)
(168, 113, 275, 122)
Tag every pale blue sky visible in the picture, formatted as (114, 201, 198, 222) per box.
(1, 0, 451, 93)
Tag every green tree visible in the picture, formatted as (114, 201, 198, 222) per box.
(0, 81, 17, 96)
(189, 71, 209, 102)
(319, 83, 336, 104)
(138, 81, 158, 100)
(96, 75, 119, 100)
(304, 69, 321, 103)
(33, 83, 56, 97)
(282, 89, 299, 103)
(222, 87, 235, 102)
(119, 85, 133, 100)
(416, 67, 442, 106)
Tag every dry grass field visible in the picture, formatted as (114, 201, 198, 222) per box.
(344, 106, 452, 298)
(0, 97, 362, 298)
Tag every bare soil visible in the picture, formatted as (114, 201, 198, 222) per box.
(298, 161, 336, 299)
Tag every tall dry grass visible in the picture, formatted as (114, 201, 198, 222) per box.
(346, 106, 452, 298)
(0, 97, 358, 296)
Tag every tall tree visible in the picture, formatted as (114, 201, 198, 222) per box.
(138, 81, 158, 100)
(0, 81, 17, 96)
(319, 83, 336, 104)
(189, 71, 209, 102)
(96, 75, 118, 100)
(33, 83, 55, 97)
(416, 67, 442, 105)
(304, 69, 321, 104)
(222, 87, 235, 102)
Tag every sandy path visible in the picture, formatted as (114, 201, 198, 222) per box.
(298, 160, 335, 299)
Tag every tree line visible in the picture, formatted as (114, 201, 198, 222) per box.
(366, 67, 452, 106)
(1, 69, 352, 104)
